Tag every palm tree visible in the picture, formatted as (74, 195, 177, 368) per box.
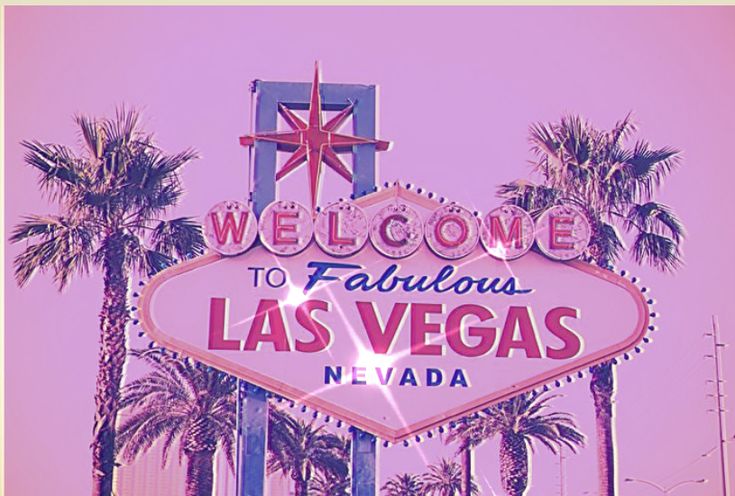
(381, 473, 424, 496)
(10, 107, 205, 496)
(308, 471, 350, 495)
(498, 114, 684, 496)
(489, 393, 584, 496)
(267, 407, 350, 496)
(116, 349, 236, 496)
(422, 458, 478, 496)
(445, 415, 493, 496)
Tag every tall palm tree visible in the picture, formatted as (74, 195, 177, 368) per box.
(381, 473, 424, 496)
(422, 458, 478, 496)
(10, 107, 205, 496)
(445, 415, 493, 496)
(116, 349, 236, 496)
(267, 407, 350, 496)
(498, 113, 684, 496)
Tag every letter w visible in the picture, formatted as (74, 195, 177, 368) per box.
(210, 211, 249, 245)
(356, 301, 408, 354)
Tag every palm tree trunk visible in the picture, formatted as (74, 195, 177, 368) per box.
(294, 479, 308, 496)
(185, 450, 215, 496)
(91, 232, 130, 496)
(461, 447, 473, 496)
(499, 432, 528, 496)
(591, 361, 617, 496)
(303, 464, 312, 496)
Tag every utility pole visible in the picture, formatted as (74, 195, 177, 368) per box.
(558, 446, 566, 496)
(706, 315, 731, 496)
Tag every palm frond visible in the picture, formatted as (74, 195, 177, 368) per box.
(626, 202, 685, 242)
(632, 231, 683, 272)
(559, 114, 592, 169)
(159, 420, 186, 468)
(101, 106, 145, 156)
(114, 232, 174, 277)
(145, 249, 176, 276)
(75, 114, 104, 160)
(607, 112, 637, 152)
(556, 423, 586, 453)
(591, 221, 625, 265)
(20, 140, 86, 195)
(117, 410, 182, 463)
(11, 215, 96, 289)
(150, 217, 206, 261)
(121, 148, 196, 217)
(445, 413, 499, 453)
(496, 180, 560, 215)
(627, 141, 681, 200)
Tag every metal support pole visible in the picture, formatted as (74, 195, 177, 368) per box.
(351, 428, 377, 496)
(708, 316, 731, 496)
(236, 382, 268, 496)
(241, 74, 381, 496)
(237, 80, 274, 496)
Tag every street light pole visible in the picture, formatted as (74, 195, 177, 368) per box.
(625, 477, 707, 494)
(706, 315, 731, 496)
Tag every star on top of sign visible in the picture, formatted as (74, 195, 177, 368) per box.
(239, 62, 391, 212)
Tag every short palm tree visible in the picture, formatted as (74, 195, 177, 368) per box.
(498, 114, 684, 495)
(490, 393, 584, 496)
(116, 349, 236, 496)
(308, 471, 350, 496)
(422, 458, 478, 496)
(267, 407, 350, 496)
(10, 107, 204, 496)
(381, 473, 424, 496)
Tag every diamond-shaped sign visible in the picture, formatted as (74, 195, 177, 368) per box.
(139, 186, 649, 443)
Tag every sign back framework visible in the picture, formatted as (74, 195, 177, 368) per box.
(138, 185, 652, 444)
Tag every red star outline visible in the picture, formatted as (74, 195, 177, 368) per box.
(240, 62, 391, 212)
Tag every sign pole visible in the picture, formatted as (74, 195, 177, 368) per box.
(352, 429, 377, 496)
(240, 74, 382, 496)
(350, 83, 379, 496)
(236, 382, 268, 496)
(236, 79, 276, 496)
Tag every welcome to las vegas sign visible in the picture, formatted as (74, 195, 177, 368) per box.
(138, 184, 650, 443)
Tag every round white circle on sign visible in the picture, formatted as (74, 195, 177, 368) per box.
(425, 203, 480, 260)
(204, 200, 258, 256)
(480, 205, 535, 260)
(535, 204, 592, 261)
(314, 200, 369, 257)
(369, 202, 424, 259)
(258, 200, 313, 256)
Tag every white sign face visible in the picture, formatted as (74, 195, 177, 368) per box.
(140, 187, 649, 442)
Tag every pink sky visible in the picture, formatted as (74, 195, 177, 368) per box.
(5, 6, 735, 496)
